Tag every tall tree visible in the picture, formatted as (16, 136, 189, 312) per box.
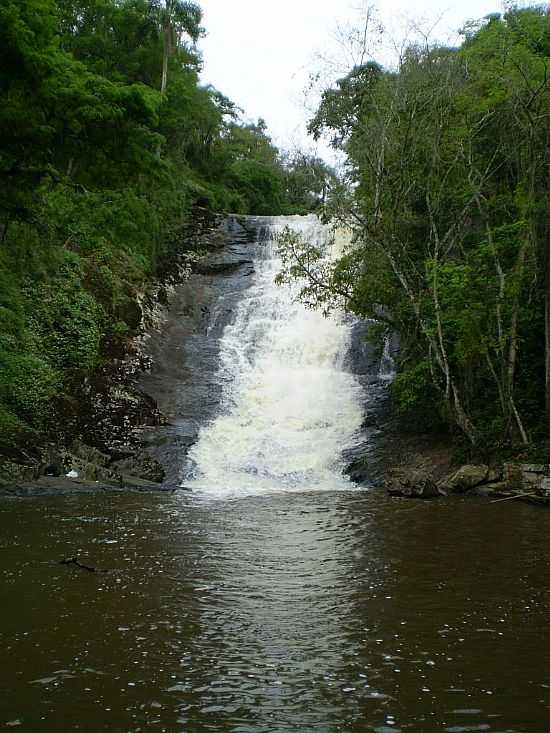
(154, 0, 202, 94)
(279, 7, 550, 448)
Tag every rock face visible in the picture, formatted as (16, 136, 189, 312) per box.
(49, 442, 166, 485)
(137, 216, 260, 484)
(433, 462, 550, 504)
(0, 475, 175, 497)
(501, 463, 550, 500)
(438, 464, 490, 493)
(385, 468, 445, 498)
(195, 256, 253, 276)
(109, 451, 165, 483)
(345, 454, 370, 484)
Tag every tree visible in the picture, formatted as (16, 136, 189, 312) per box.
(153, 0, 202, 94)
(283, 152, 338, 213)
(0, 0, 294, 456)
(280, 7, 550, 448)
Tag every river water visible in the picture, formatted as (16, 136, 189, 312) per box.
(2, 217, 550, 732)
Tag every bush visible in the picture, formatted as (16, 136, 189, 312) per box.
(27, 255, 104, 374)
(0, 352, 60, 427)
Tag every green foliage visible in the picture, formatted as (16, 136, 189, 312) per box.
(27, 256, 104, 374)
(0, 0, 321, 453)
(290, 5, 550, 447)
(282, 152, 337, 214)
(0, 351, 60, 428)
(275, 226, 358, 314)
(392, 361, 434, 412)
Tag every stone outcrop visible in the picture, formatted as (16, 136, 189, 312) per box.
(385, 468, 445, 498)
(383, 459, 550, 505)
(0, 475, 176, 497)
(109, 450, 165, 483)
(438, 464, 491, 493)
(345, 454, 370, 484)
(435, 462, 550, 504)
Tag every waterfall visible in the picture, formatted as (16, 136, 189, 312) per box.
(378, 334, 396, 381)
(183, 215, 365, 496)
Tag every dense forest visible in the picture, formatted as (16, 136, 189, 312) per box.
(0, 0, 334, 461)
(278, 6, 550, 458)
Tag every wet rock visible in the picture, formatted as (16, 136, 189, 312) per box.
(519, 463, 547, 473)
(360, 413, 378, 429)
(110, 450, 165, 483)
(438, 464, 489, 493)
(471, 480, 510, 497)
(69, 441, 111, 468)
(520, 464, 547, 490)
(386, 468, 444, 498)
(540, 477, 550, 497)
(195, 257, 254, 275)
(502, 463, 550, 493)
(61, 442, 117, 483)
(345, 454, 370, 483)
(0, 459, 39, 482)
(0, 475, 176, 497)
(137, 221, 260, 484)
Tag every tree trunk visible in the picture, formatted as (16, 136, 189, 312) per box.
(505, 237, 529, 443)
(161, 20, 171, 95)
(1, 217, 10, 245)
(545, 282, 550, 419)
(451, 381, 478, 445)
(382, 239, 478, 443)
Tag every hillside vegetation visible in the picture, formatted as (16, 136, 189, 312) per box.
(0, 0, 334, 462)
(278, 7, 550, 458)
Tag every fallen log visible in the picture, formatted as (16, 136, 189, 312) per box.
(490, 492, 537, 504)
(60, 556, 96, 572)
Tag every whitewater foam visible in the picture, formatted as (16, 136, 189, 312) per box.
(183, 215, 365, 497)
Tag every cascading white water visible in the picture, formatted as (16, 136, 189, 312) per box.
(378, 334, 396, 381)
(184, 215, 365, 496)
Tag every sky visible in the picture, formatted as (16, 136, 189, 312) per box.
(198, 0, 503, 157)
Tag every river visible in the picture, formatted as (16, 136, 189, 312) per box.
(1, 217, 550, 732)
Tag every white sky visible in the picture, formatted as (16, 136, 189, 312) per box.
(198, 0, 503, 156)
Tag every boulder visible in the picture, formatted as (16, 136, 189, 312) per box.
(439, 464, 489, 493)
(540, 477, 550, 497)
(520, 464, 547, 491)
(386, 468, 444, 498)
(63, 441, 119, 483)
(471, 480, 510, 497)
(504, 463, 549, 492)
(109, 450, 165, 483)
(68, 441, 111, 468)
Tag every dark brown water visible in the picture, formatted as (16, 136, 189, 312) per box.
(1, 490, 550, 732)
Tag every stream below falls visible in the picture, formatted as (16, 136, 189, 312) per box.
(1, 216, 550, 732)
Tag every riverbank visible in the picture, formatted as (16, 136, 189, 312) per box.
(0, 475, 178, 498)
(349, 402, 550, 506)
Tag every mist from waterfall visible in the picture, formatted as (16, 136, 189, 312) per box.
(183, 215, 365, 496)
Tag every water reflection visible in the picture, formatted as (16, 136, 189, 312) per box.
(1, 491, 550, 731)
